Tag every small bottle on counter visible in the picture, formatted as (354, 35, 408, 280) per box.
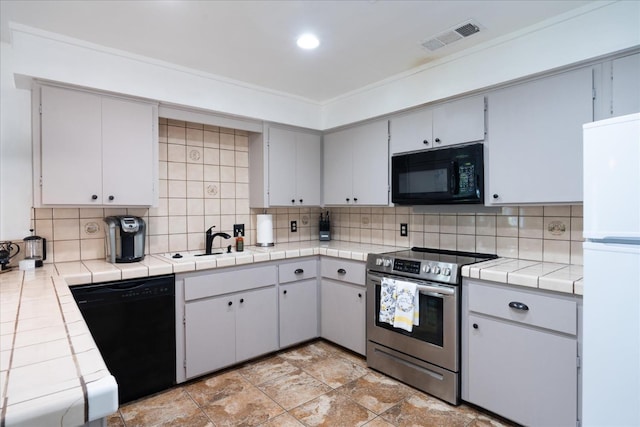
(236, 233, 244, 252)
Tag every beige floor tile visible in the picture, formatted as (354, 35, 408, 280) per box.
(119, 388, 207, 426)
(258, 412, 305, 427)
(381, 393, 477, 427)
(240, 355, 300, 385)
(301, 354, 369, 388)
(258, 370, 332, 411)
(340, 371, 416, 414)
(289, 389, 376, 427)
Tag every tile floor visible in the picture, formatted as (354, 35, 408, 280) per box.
(107, 340, 513, 427)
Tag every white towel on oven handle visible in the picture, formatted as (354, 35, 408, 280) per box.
(393, 280, 419, 332)
(378, 277, 396, 325)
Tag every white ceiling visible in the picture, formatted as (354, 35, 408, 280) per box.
(0, 0, 593, 103)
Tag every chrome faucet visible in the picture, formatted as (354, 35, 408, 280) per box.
(205, 226, 231, 254)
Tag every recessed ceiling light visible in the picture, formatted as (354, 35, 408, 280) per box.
(296, 33, 320, 50)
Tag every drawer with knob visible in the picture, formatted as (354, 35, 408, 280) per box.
(467, 280, 577, 335)
(321, 258, 366, 286)
(279, 259, 317, 284)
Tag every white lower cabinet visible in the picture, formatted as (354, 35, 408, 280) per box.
(462, 279, 581, 426)
(181, 265, 278, 380)
(320, 258, 366, 355)
(278, 259, 319, 348)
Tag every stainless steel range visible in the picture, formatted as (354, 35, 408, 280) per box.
(366, 247, 496, 405)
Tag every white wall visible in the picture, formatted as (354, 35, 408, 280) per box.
(0, 41, 32, 240)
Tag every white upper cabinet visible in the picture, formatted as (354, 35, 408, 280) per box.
(323, 119, 389, 206)
(249, 125, 321, 208)
(390, 95, 485, 154)
(486, 67, 593, 205)
(611, 53, 640, 118)
(37, 85, 157, 207)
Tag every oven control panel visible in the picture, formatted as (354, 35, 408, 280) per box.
(393, 259, 421, 274)
(368, 256, 458, 283)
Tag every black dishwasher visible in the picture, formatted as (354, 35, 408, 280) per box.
(71, 274, 176, 404)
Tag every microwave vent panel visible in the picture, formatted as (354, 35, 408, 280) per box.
(421, 20, 482, 52)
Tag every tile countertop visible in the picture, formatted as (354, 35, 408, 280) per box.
(0, 267, 117, 427)
(462, 258, 583, 295)
(0, 241, 400, 426)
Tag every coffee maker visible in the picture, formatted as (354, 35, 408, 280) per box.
(104, 216, 146, 263)
(23, 229, 46, 267)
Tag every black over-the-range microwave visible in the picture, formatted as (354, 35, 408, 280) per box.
(391, 142, 484, 205)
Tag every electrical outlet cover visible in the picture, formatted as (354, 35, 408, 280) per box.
(233, 224, 245, 237)
(290, 221, 297, 232)
(400, 223, 408, 237)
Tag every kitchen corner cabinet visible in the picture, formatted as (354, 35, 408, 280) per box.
(486, 67, 593, 205)
(390, 95, 485, 154)
(278, 258, 319, 348)
(181, 265, 278, 379)
(320, 258, 366, 355)
(36, 85, 158, 207)
(249, 125, 321, 208)
(462, 279, 581, 426)
(323, 119, 389, 206)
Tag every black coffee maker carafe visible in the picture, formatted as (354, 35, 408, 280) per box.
(23, 229, 47, 267)
(0, 241, 20, 271)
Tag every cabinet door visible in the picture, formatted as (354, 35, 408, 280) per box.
(320, 280, 366, 355)
(432, 95, 485, 147)
(295, 131, 321, 206)
(279, 279, 319, 348)
(102, 97, 155, 206)
(351, 119, 389, 205)
(41, 86, 103, 205)
(467, 315, 577, 426)
(268, 127, 297, 206)
(487, 68, 593, 204)
(390, 108, 433, 154)
(612, 53, 640, 118)
(185, 297, 235, 379)
(236, 287, 278, 362)
(323, 130, 353, 205)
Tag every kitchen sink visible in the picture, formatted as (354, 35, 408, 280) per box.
(160, 250, 253, 262)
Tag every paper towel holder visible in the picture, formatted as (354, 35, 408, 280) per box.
(256, 213, 275, 247)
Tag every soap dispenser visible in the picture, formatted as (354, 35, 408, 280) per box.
(235, 232, 244, 252)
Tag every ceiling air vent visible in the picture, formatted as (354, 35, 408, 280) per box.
(421, 20, 482, 52)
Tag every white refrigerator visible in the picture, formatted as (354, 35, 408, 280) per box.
(582, 113, 640, 426)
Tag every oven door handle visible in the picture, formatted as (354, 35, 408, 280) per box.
(416, 284, 455, 296)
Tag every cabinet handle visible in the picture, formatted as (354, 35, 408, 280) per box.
(346, 198, 350, 202)
(294, 268, 304, 274)
(299, 199, 303, 204)
(91, 194, 98, 200)
(108, 195, 115, 201)
(291, 199, 295, 204)
(473, 323, 479, 329)
(435, 138, 441, 143)
(423, 139, 429, 145)
(508, 301, 529, 311)
(228, 301, 233, 306)
(240, 298, 245, 304)
(492, 194, 499, 199)
(283, 290, 287, 295)
(337, 268, 346, 275)
(354, 197, 358, 202)
(358, 293, 362, 298)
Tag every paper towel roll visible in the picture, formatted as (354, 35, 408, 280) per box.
(256, 214, 274, 247)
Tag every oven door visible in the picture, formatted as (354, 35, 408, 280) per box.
(366, 271, 459, 372)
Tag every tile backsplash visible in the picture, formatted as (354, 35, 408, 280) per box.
(27, 118, 583, 265)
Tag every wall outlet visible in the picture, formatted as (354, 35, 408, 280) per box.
(290, 221, 297, 232)
(400, 223, 408, 237)
(233, 224, 244, 237)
